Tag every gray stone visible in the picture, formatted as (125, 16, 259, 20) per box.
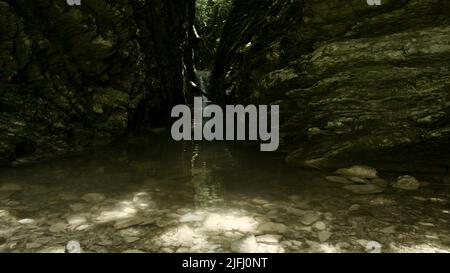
(49, 222, 67, 233)
(123, 237, 141, 243)
(18, 218, 36, 225)
(392, 175, 420, 190)
(335, 166, 378, 179)
(349, 177, 370, 184)
(66, 215, 87, 226)
(318, 231, 332, 242)
(313, 221, 327, 231)
(252, 198, 269, 205)
(285, 207, 306, 216)
(114, 218, 144, 230)
(179, 212, 205, 223)
(325, 176, 352, 184)
(122, 249, 146, 253)
(257, 222, 288, 234)
(26, 243, 42, 249)
(255, 234, 282, 244)
(300, 211, 321, 226)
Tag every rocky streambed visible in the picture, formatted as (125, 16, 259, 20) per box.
(0, 133, 449, 253)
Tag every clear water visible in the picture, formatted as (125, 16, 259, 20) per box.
(0, 132, 449, 253)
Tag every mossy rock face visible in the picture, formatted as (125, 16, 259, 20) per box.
(0, 0, 195, 164)
(213, 0, 450, 172)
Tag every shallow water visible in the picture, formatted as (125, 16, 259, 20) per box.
(0, 132, 449, 253)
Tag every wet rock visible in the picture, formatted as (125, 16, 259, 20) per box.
(26, 243, 42, 249)
(342, 184, 384, 194)
(284, 240, 304, 249)
(418, 222, 435, 227)
(258, 243, 285, 253)
(285, 207, 306, 216)
(313, 221, 327, 231)
(34, 237, 52, 245)
(4, 200, 20, 206)
(75, 225, 90, 231)
(123, 237, 141, 243)
(266, 209, 279, 216)
(179, 212, 205, 223)
(49, 222, 67, 233)
(139, 218, 158, 227)
(231, 235, 258, 253)
(202, 213, 258, 232)
(18, 218, 36, 225)
(305, 240, 323, 252)
(65, 241, 82, 253)
(349, 177, 370, 184)
(122, 249, 146, 253)
(81, 193, 105, 203)
(255, 234, 282, 244)
(318, 231, 332, 242)
(392, 175, 421, 190)
(9, 234, 28, 241)
(66, 215, 88, 226)
(335, 166, 378, 179)
(300, 211, 321, 226)
(0, 183, 23, 191)
(323, 212, 334, 221)
(349, 204, 361, 211)
(336, 242, 350, 250)
(325, 176, 352, 184)
(119, 228, 140, 238)
(114, 218, 144, 230)
(38, 246, 66, 253)
(231, 235, 283, 253)
(380, 225, 396, 234)
(224, 231, 243, 238)
(155, 218, 174, 228)
(97, 240, 114, 247)
(252, 198, 269, 205)
(257, 222, 288, 234)
(159, 225, 197, 247)
(69, 203, 86, 212)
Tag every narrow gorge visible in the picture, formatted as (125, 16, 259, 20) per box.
(0, 0, 449, 253)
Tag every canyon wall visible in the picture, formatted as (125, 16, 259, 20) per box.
(212, 0, 450, 172)
(0, 0, 195, 164)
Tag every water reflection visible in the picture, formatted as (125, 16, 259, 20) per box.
(0, 132, 449, 253)
(190, 142, 223, 207)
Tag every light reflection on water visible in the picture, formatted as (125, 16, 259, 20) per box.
(0, 132, 449, 253)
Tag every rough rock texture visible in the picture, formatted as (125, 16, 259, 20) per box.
(0, 0, 195, 164)
(212, 0, 450, 172)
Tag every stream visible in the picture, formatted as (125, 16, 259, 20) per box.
(0, 132, 449, 253)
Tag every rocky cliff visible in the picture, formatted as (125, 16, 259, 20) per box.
(0, 0, 195, 164)
(212, 0, 450, 172)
